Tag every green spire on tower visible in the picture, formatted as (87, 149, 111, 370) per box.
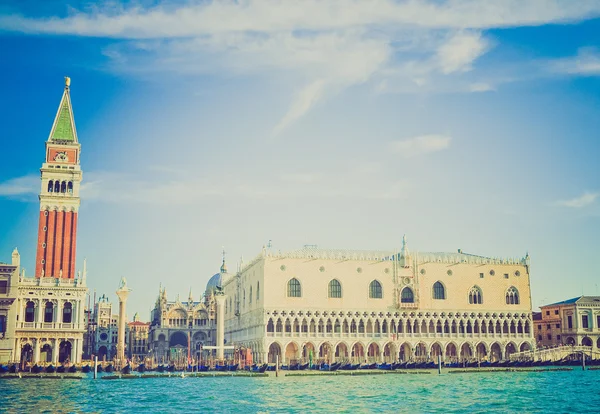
(49, 77, 78, 143)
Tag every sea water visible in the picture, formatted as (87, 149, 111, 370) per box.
(1, 370, 598, 413)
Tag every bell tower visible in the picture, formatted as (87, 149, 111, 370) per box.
(34, 77, 83, 279)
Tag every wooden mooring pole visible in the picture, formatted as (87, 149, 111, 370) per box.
(438, 355, 442, 375)
(94, 356, 98, 379)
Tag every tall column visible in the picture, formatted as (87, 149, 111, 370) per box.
(14, 340, 22, 363)
(216, 294, 226, 360)
(34, 339, 41, 363)
(76, 337, 83, 364)
(116, 279, 131, 363)
(52, 339, 59, 364)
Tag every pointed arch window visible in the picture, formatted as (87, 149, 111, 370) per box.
(328, 279, 342, 298)
(249, 286, 253, 304)
(67, 181, 73, 194)
(433, 282, 446, 300)
(256, 282, 260, 301)
(287, 278, 302, 298)
(400, 287, 414, 303)
(468, 286, 483, 304)
(506, 286, 520, 305)
(48, 180, 54, 193)
(369, 280, 383, 299)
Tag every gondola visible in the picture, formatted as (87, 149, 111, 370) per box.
(68, 366, 78, 373)
(95, 364, 104, 373)
(137, 363, 146, 373)
(105, 364, 114, 373)
(198, 365, 210, 372)
(266, 365, 276, 371)
(251, 364, 268, 373)
(377, 363, 392, 370)
(166, 364, 176, 372)
(9, 364, 18, 373)
(288, 363, 299, 371)
(215, 364, 228, 372)
(228, 364, 238, 372)
(57, 365, 66, 373)
(45, 365, 56, 373)
(0, 365, 8, 374)
(81, 365, 91, 373)
(32, 365, 43, 373)
(121, 364, 131, 374)
(156, 364, 165, 373)
(298, 363, 309, 370)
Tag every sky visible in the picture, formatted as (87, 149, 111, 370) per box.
(0, 0, 599, 319)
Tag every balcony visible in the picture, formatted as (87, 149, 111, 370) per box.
(17, 322, 83, 331)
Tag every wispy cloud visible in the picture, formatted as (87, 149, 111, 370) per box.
(550, 47, 600, 75)
(436, 31, 490, 74)
(390, 134, 452, 158)
(2, 1, 600, 131)
(0, 175, 38, 200)
(556, 191, 599, 208)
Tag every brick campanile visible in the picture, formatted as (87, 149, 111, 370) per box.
(34, 77, 83, 279)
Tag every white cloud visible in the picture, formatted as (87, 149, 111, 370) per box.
(436, 31, 490, 74)
(390, 134, 452, 157)
(2, 1, 600, 131)
(550, 47, 600, 75)
(556, 191, 599, 208)
(0, 175, 38, 199)
(469, 82, 495, 92)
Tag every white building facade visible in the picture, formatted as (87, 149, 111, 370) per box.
(222, 238, 535, 365)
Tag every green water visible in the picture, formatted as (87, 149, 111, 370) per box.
(1, 370, 598, 413)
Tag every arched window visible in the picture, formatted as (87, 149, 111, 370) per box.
(369, 280, 382, 299)
(256, 282, 260, 301)
(400, 287, 414, 303)
(62, 302, 72, 323)
(243, 289, 246, 307)
(328, 279, 342, 298)
(44, 302, 54, 323)
(25, 301, 35, 322)
(54, 181, 60, 193)
(468, 286, 483, 304)
(287, 278, 302, 297)
(506, 287, 520, 305)
(48, 180, 54, 192)
(249, 286, 253, 304)
(433, 282, 445, 300)
(61, 181, 67, 193)
(67, 182, 73, 194)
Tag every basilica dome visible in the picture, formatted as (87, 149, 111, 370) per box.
(205, 272, 222, 294)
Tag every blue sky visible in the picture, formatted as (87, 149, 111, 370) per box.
(0, 0, 599, 318)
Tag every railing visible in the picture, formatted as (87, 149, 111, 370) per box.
(17, 322, 83, 330)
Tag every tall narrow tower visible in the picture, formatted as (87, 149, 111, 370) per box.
(34, 77, 83, 279)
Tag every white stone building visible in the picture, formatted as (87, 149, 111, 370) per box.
(221, 238, 535, 365)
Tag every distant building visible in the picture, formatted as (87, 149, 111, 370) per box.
(148, 287, 217, 364)
(222, 238, 535, 364)
(537, 296, 600, 350)
(0, 251, 19, 362)
(127, 313, 150, 362)
(88, 294, 120, 361)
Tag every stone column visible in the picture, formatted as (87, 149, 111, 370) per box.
(116, 280, 131, 363)
(37, 300, 44, 326)
(14, 340, 22, 363)
(33, 339, 41, 363)
(76, 337, 83, 363)
(52, 339, 59, 364)
(215, 294, 226, 360)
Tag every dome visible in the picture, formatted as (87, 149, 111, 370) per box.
(205, 272, 222, 294)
